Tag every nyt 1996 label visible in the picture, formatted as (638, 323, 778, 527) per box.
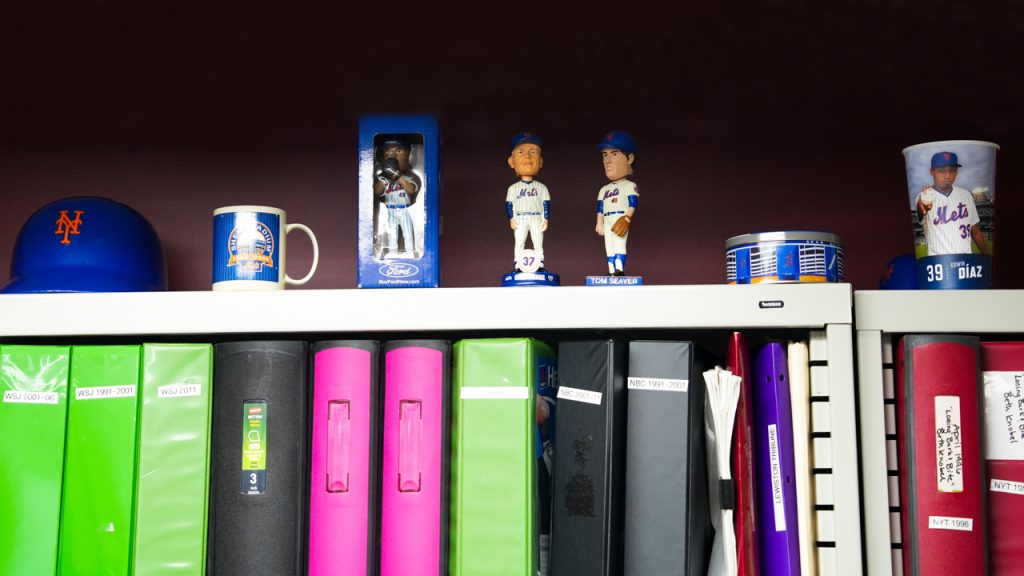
(928, 516, 973, 531)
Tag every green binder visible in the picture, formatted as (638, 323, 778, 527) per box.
(131, 344, 213, 576)
(58, 345, 141, 576)
(0, 345, 71, 576)
(450, 338, 554, 576)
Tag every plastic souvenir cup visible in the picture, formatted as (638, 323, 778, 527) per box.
(903, 140, 998, 289)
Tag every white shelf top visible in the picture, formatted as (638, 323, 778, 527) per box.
(0, 284, 852, 337)
(855, 289, 1024, 333)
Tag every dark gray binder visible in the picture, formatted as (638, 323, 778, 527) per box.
(551, 340, 627, 576)
(623, 340, 711, 576)
(208, 341, 310, 576)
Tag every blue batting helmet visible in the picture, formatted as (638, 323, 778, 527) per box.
(596, 131, 637, 155)
(2, 196, 168, 293)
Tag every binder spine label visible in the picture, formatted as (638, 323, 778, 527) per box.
(935, 395, 964, 493)
(928, 516, 973, 531)
(460, 386, 529, 400)
(768, 423, 787, 531)
(627, 377, 688, 392)
(983, 371, 1024, 460)
(75, 385, 136, 400)
(241, 400, 268, 495)
(157, 382, 202, 398)
(991, 478, 1024, 496)
(556, 386, 602, 405)
(2, 390, 58, 404)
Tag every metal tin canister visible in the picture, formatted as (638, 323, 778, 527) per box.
(726, 231, 845, 284)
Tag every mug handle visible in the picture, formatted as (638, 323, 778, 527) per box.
(285, 223, 319, 286)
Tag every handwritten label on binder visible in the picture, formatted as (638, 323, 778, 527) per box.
(983, 371, 1024, 461)
(935, 395, 964, 493)
(928, 516, 973, 531)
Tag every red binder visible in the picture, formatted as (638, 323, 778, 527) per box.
(980, 342, 1024, 576)
(727, 332, 759, 576)
(897, 335, 987, 576)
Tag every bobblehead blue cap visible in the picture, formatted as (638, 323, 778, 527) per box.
(596, 130, 637, 155)
(509, 131, 542, 152)
(381, 138, 412, 150)
(931, 151, 961, 169)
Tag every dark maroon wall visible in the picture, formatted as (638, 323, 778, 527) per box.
(2, 1, 1022, 290)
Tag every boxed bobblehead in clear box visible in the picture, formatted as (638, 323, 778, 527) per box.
(358, 115, 440, 288)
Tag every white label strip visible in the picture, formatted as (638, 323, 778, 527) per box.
(158, 384, 202, 398)
(460, 386, 529, 400)
(928, 516, 973, 531)
(627, 377, 688, 392)
(991, 478, 1024, 496)
(557, 386, 603, 405)
(935, 395, 964, 493)
(983, 371, 1024, 461)
(76, 385, 137, 400)
(3, 390, 59, 404)
(768, 423, 787, 531)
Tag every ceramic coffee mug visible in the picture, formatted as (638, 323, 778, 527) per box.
(213, 205, 319, 291)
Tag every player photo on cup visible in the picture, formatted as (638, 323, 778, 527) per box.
(903, 140, 998, 289)
(371, 134, 426, 261)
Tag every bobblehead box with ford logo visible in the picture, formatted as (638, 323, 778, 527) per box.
(358, 115, 440, 288)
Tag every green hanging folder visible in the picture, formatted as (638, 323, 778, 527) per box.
(450, 338, 555, 576)
(0, 345, 71, 576)
(131, 343, 213, 576)
(58, 345, 141, 576)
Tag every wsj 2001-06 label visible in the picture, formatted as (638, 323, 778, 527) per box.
(3, 390, 59, 404)
(627, 377, 688, 393)
(75, 385, 136, 400)
(556, 386, 603, 405)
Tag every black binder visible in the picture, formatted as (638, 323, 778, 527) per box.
(208, 341, 310, 576)
(551, 340, 627, 576)
(623, 340, 711, 576)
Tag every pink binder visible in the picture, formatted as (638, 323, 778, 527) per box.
(380, 340, 450, 576)
(309, 341, 380, 576)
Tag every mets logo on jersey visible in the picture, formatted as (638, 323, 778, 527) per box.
(54, 210, 85, 245)
(227, 223, 275, 271)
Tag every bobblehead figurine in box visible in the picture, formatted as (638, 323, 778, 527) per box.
(357, 115, 440, 288)
(588, 131, 641, 285)
(502, 132, 559, 287)
(375, 138, 422, 259)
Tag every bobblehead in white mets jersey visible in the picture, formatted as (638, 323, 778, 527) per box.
(598, 179, 638, 261)
(383, 178, 419, 255)
(918, 185, 979, 255)
(507, 179, 550, 266)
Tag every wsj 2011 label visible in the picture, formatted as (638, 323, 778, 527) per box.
(627, 377, 688, 392)
(158, 383, 202, 398)
(935, 396, 964, 493)
(241, 400, 268, 495)
(75, 385, 136, 400)
(3, 390, 59, 404)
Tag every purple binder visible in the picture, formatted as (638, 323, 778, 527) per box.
(754, 342, 800, 576)
(379, 340, 450, 576)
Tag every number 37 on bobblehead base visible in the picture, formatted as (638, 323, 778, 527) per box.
(358, 115, 440, 288)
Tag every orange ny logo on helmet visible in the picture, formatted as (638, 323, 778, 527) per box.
(54, 210, 85, 245)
